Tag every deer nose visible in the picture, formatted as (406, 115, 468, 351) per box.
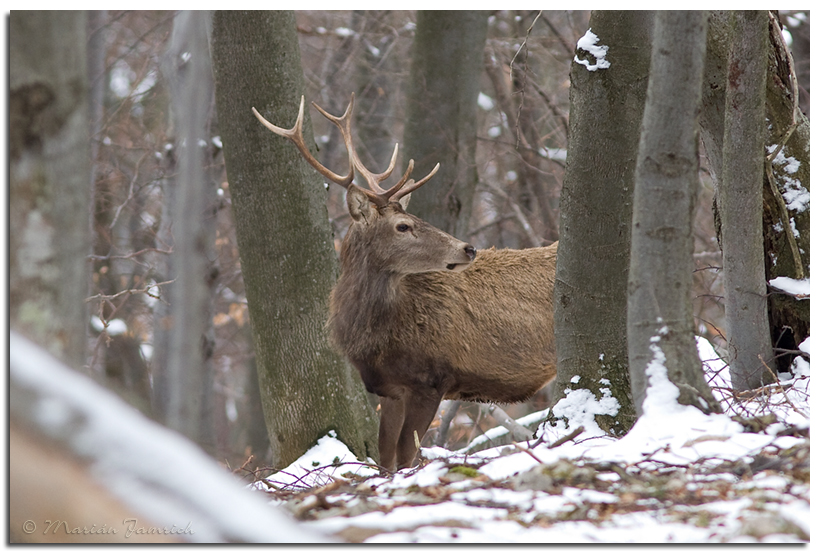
(464, 245, 477, 261)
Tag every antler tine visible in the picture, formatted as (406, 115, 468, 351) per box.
(378, 158, 415, 200)
(390, 163, 441, 202)
(259, 93, 442, 206)
(251, 96, 354, 187)
(314, 94, 406, 203)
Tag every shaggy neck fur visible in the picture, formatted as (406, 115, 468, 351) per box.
(328, 225, 409, 359)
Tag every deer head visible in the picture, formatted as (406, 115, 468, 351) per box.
(252, 94, 476, 275)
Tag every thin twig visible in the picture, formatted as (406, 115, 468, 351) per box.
(87, 246, 174, 262)
(759, 355, 808, 419)
(511, 441, 545, 464)
(548, 425, 585, 449)
(509, 11, 542, 150)
(85, 279, 174, 303)
(109, 152, 149, 230)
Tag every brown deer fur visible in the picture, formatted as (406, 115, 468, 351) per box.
(252, 95, 557, 471)
(328, 191, 557, 470)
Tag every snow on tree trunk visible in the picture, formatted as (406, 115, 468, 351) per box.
(211, 10, 379, 468)
(9, 11, 91, 370)
(401, 10, 489, 239)
(551, 11, 654, 435)
(628, 11, 721, 417)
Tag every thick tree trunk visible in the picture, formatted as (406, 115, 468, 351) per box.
(628, 11, 721, 417)
(9, 11, 91, 370)
(211, 10, 379, 468)
(401, 10, 489, 239)
(551, 11, 654, 435)
(701, 11, 809, 377)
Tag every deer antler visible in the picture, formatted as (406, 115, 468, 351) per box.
(251, 96, 354, 187)
(252, 93, 439, 207)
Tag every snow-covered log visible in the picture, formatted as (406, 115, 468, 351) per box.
(9, 332, 327, 543)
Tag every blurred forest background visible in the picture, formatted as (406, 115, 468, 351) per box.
(15, 10, 810, 470)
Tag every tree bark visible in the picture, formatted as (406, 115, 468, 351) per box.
(551, 11, 654, 435)
(720, 11, 776, 391)
(150, 11, 218, 451)
(760, 14, 810, 373)
(211, 10, 379, 468)
(401, 10, 489, 239)
(9, 11, 91, 370)
(701, 11, 809, 377)
(628, 11, 721, 417)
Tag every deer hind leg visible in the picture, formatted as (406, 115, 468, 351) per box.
(395, 389, 443, 469)
(378, 395, 405, 472)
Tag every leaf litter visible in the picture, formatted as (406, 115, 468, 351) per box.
(247, 337, 810, 543)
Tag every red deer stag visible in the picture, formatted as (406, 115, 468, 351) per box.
(252, 94, 557, 471)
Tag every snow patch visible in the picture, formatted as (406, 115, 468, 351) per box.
(574, 29, 611, 71)
(769, 276, 810, 298)
(10, 333, 319, 543)
(770, 149, 809, 212)
(252, 334, 809, 543)
(260, 431, 378, 491)
(552, 386, 619, 435)
(477, 92, 494, 111)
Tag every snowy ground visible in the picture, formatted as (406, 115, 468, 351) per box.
(251, 338, 810, 543)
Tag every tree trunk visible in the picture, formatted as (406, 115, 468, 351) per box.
(551, 11, 654, 435)
(628, 11, 721, 417)
(720, 11, 776, 391)
(701, 11, 809, 377)
(761, 14, 810, 374)
(211, 10, 379, 468)
(151, 11, 218, 451)
(9, 11, 91, 370)
(401, 10, 489, 239)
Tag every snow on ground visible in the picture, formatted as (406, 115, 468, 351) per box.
(253, 337, 810, 543)
(10, 332, 322, 543)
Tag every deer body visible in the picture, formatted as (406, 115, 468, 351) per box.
(253, 95, 557, 470)
(331, 234, 556, 405)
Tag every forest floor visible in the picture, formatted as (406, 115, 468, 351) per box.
(248, 338, 810, 544)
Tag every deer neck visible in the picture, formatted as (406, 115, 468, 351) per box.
(336, 246, 404, 313)
(331, 254, 408, 362)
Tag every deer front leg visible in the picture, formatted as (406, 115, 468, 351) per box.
(378, 395, 405, 472)
(395, 389, 443, 469)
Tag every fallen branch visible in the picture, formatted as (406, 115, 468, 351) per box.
(548, 425, 585, 449)
(486, 404, 534, 442)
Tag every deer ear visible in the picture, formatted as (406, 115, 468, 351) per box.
(346, 186, 377, 224)
(398, 193, 411, 211)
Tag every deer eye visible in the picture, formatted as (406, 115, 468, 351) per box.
(396, 223, 411, 233)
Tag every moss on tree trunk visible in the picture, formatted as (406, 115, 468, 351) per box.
(211, 10, 378, 468)
(551, 11, 654, 435)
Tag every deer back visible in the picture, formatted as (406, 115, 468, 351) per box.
(330, 239, 558, 404)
